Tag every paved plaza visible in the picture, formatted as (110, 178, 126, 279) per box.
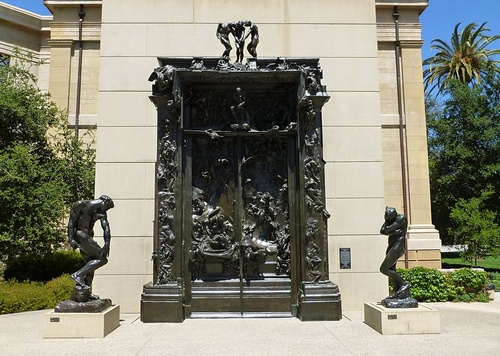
(0, 293, 499, 356)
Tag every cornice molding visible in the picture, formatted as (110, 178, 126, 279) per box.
(43, 0, 102, 13)
(375, 0, 428, 14)
(47, 38, 74, 47)
(49, 22, 101, 41)
(0, 3, 52, 31)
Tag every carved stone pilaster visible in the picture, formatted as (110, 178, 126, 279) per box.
(150, 95, 181, 285)
(297, 78, 341, 321)
(299, 93, 330, 282)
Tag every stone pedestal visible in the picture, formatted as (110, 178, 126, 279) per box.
(141, 283, 184, 323)
(298, 281, 342, 321)
(44, 305, 120, 338)
(364, 302, 440, 335)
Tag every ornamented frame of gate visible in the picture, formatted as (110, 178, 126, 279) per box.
(141, 57, 342, 322)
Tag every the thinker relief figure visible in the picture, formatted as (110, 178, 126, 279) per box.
(68, 195, 115, 300)
(216, 21, 258, 63)
(379, 207, 417, 308)
(230, 87, 250, 131)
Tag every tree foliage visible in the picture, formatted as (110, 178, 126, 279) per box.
(423, 22, 500, 94)
(427, 73, 500, 258)
(0, 51, 95, 261)
(449, 189, 500, 265)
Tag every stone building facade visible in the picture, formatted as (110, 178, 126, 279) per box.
(0, 0, 440, 313)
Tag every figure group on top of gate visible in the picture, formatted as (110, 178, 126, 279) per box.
(217, 20, 259, 63)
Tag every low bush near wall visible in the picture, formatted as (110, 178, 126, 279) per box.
(0, 274, 74, 315)
(397, 267, 455, 302)
(43, 274, 76, 306)
(449, 267, 487, 293)
(397, 267, 489, 302)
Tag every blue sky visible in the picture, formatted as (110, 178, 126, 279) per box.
(2, 0, 499, 61)
(421, 0, 500, 60)
(1, 0, 50, 15)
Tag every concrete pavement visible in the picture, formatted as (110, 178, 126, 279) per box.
(0, 294, 499, 356)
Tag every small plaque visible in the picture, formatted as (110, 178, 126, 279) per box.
(388, 315, 397, 320)
(50, 317, 60, 322)
(339, 248, 351, 269)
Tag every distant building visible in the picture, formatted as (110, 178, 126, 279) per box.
(0, 0, 440, 313)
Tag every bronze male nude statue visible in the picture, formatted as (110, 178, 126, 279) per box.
(68, 195, 115, 294)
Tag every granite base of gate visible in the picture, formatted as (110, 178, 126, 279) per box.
(189, 277, 293, 318)
(141, 283, 184, 323)
(298, 281, 342, 321)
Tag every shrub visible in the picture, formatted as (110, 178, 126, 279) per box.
(4, 250, 84, 282)
(44, 274, 74, 306)
(0, 274, 75, 315)
(456, 292, 474, 303)
(0, 280, 49, 314)
(449, 268, 487, 293)
(397, 266, 490, 302)
(486, 272, 500, 291)
(475, 291, 491, 303)
(397, 266, 456, 302)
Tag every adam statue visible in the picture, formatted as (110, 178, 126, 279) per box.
(379, 206, 417, 308)
(68, 195, 115, 296)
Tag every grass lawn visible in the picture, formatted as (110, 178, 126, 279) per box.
(441, 254, 500, 271)
(441, 254, 500, 291)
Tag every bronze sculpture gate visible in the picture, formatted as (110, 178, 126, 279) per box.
(181, 70, 298, 316)
(141, 57, 341, 322)
(186, 133, 295, 316)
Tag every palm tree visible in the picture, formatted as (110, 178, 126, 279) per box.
(423, 22, 500, 94)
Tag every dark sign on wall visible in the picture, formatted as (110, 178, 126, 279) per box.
(340, 248, 351, 269)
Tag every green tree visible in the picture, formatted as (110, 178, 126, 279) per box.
(449, 189, 500, 265)
(50, 118, 96, 206)
(427, 74, 500, 247)
(0, 51, 95, 260)
(423, 22, 500, 94)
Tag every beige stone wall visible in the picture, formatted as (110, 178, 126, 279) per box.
(94, 0, 391, 313)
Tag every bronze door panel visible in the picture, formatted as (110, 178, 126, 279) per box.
(187, 134, 293, 315)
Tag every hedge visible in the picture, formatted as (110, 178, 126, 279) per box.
(397, 266, 489, 302)
(0, 274, 74, 314)
(4, 250, 84, 282)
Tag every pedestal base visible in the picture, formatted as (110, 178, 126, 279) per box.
(381, 297, 418, 308)
(298, 281, 342, 321)
(44, 304, 120, 338)
(141, 282, 184, 323)
(54, 298, 112, 313)
(364, 302, 440, 335)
